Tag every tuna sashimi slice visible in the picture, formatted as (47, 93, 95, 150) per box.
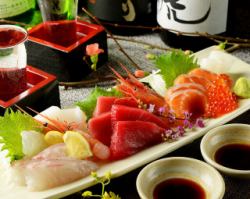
(88, 112, 112, 146)
(111, 105, 169, 129)
(114, 97, 138, 107)
(93, 96, 117, 117)
(110, 121, 165, 160)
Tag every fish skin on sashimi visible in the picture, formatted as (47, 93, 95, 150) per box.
(111, 105, 169, 129)
(88, 112, 112, 146)
(110, 121, 165, 160)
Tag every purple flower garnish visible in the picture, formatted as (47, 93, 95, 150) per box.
(176, 125, 185, 136)
(195, 118, 205, 128)
(147, 104, 155, 113)
(184, 119, 193, 129)
(168, 110, 176, 123)
(184, 111, 192, 120)
(171, 133, 179, 140)
(164, 129, 173, 136)
(162, 112, 205, 142)
(158, 106, 165, 115)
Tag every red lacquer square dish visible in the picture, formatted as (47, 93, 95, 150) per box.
(26, 20, 108, 82)
(0, 66, 60, 115)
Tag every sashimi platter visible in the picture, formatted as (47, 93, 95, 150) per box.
(1, 46, 250, 199)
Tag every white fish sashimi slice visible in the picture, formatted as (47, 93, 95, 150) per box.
(25, 159, 98, 191)
(12, 159, 98, 191)
(32, 143, 67, 160)
(10, 159, 30, 186)
(21, 130, 48, 157)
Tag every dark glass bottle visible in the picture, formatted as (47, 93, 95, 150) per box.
(226, 0, 250, 39)
(157, 0, 229, 51)
(86, 0, 156, 35)
(0, 0, 36, 24)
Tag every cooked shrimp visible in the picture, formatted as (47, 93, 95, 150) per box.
(110, 64, 168, 112)
(79, 131, 111, 160)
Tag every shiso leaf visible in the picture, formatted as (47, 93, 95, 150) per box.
(0, 109, 43, 162)
(76, 86, 122, 120)
(155, 50, 199, 88)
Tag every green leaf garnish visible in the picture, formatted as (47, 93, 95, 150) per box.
(154, 50, 199, 88)
(0, 109, 43, 162)
(76, 87, 122, 120)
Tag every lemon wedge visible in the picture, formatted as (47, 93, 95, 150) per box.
(63, 131, 93, 159)
(44, 131, 64, 146)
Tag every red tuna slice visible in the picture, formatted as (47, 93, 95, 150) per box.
(111, 105, 169, 129)
(93, 96, 117, 117)
(110, 121, 165, 160)
(114, 97, 138, 107)
(88, 112, 112, 146)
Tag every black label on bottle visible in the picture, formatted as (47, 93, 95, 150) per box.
(157, 0, 228, 34)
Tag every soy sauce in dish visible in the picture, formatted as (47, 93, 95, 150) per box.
(153, 178, 206, 199)
(215, 143, 250, 170)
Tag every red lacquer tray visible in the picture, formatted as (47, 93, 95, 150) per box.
(26, 20, 108, 82)
(0, 66, 59, 115)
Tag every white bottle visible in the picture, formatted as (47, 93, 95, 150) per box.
(157, 0, 229, 50)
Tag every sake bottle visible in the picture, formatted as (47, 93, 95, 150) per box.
(87, 0, 156, 35)
(157, 0, 229, 51)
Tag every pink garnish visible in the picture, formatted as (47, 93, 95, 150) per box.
(167, 110, 176, 123)
(86, 43, 104, 56)
(134, 70, 146, 78)
(147, 104, 155, 113)
(195, 118, 205, 128)
(158, 107, 165, 115)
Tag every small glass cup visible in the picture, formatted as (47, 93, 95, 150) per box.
(0, 25, 28, 101)
(37, 0, 79, 47)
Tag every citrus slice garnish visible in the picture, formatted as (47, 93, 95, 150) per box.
(63, 131, 93, 159)
(44, 131, 64, 146)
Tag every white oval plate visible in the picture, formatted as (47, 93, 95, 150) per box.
(1, 46, 250, 199)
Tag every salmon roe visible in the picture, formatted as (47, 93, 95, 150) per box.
(206, 75, 238, 118)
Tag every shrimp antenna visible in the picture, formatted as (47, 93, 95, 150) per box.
(118, 62, 145, 87)
(118, 62, 133, 75)
(26, 106, 66, 132)
(14, 104, 30, 115)
(107, 64, 127, 83)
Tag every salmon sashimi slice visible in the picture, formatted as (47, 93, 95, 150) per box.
(189, 68, 218, 82)
(174, 74, 212, 89)
(166, 83, 207, 96)
(189, 68, 232, 88)
(165, 89, 207, 119)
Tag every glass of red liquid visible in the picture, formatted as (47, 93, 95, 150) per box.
(37, 0, 78, 47)
(0, 25, 28, 101)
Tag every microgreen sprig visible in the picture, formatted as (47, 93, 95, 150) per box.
(82, 172, 121, 199)
(161, 110, 205, 141)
